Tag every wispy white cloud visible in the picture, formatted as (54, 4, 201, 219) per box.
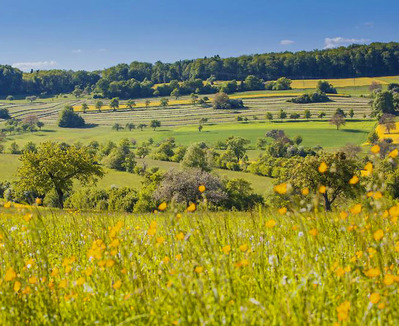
(324, 37, 369, 49)
(72, 49, 82, 53)
(363, 22, 374, 28)
(12, 61, 57, 71)
(280, 40, 295, 45)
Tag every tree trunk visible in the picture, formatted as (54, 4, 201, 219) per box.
(56, 188, 64, 209)
(323, 193, 332, 211)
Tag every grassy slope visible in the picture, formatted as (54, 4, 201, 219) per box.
(0, 155, 272, 195)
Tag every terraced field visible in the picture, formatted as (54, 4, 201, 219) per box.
(6, 94, 368, 128)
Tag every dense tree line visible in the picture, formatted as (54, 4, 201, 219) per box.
(1, 42, 399, 97)
(100, 42, 399, 83)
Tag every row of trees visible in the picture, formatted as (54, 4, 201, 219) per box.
(99, 42, 399, 83)
(2, 42, 399, 96)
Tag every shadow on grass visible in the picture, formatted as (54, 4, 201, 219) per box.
(82, 124, 99, 129)
(340, 129, 367, 133)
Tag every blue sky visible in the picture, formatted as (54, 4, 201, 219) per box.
(1, 0, 398, 71)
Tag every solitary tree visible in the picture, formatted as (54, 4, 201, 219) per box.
(329, 113, 346, 130)
(58, 106, 85, 128)
(304, 110, 311, 120)
(266, 112, 273, 121)
(126, 100, 136, 110)
(226, 136, 250, 162)
(283, 152, 359, 211)
(0, 108, 11, 120)
(191, 93, 199, 105)
(318, 112, 326, 119)
(145, 100, 151, 108)
(110, 98, 120, 112)
(36, 121, 44, 130)
(181, 143, 213, 171)
(171, 88, 180, 100)
(213, 92, 230, 109)
(138, 123, 147, 131)
(112, 123, 123, 131)
(26, 96, 37, 103)
(95, 100, 103, 112)
(372, 91, 395, 117)
(23, 115, 39, 132)
(81, 103, 89, 113)
(349, 109, 355, 119)
(199, 117, 208, 124)
(379, 113, 396, 134)
(125, 123, 135, 131)
(160, 98, 169, 108)
(16, 142, 104, 208)
(150, 120, 161, 131)
(278, 109, 287, 120)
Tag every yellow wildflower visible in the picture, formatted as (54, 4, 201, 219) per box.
(194, 266, 204, 274)
(373, 229, 384, 241)
(113, 280, 122, 290)
(198, 185, 206, 193)
(187, 203, 196, 212)
(222, 245, 231, 255)
(76, 277, 85, 286)
(23, 213, 32, 222)
(158, 202, 167, 211)
(29, 276, 37, 284)
(239, 244, 248, 252)
(370, 293, 380, 304)
(176, 232, 185, 241)
(5, 268, 16, 282)
(274, 183, 287, 194)
(58, 279, 67, 289)
(350, 204, 362, 215)
(337, 301, 350, 321)
(278, 207, 287, 215)
(13, 281, 21, 292)
(319, 185, 326, 194)
(371, 145, 380, 154)
(349, 176, 359, 185)
(384, 274, 394, 286)
(389, 149, 399, 158)
(365, 268, 380, 278)
(318, 162, 328, 173)
(301, 187, 309, 195)
(265, 219, 276, 228)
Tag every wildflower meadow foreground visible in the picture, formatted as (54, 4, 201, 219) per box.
(1, 188, 399, 324)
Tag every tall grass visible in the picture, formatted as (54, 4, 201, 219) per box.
(0, 196, 398, 324)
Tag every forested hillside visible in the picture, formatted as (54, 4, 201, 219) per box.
(1, 42, 399, 96)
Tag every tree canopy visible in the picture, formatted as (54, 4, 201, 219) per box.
(58, 106, 85, 128)
(16, 142, 104, 208)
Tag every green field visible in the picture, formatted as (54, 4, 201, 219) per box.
(0, 83, 378, 196)
(1, 120, 374, 149)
